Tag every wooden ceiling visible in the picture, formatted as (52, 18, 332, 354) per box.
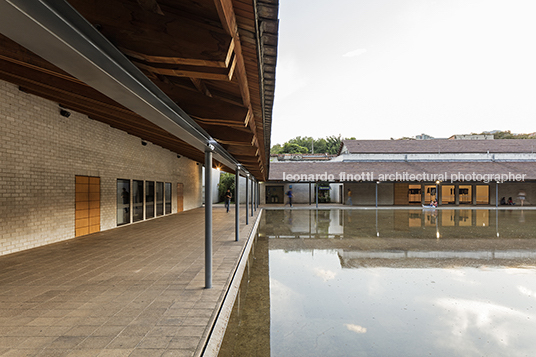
(0, 0, 278, 180)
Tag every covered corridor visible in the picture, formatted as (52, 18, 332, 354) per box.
(0, 206, 260, 357)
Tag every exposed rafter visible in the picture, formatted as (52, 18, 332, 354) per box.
(0, 0, 278, 181)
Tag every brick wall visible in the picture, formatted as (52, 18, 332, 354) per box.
(0, 80, 202, 256)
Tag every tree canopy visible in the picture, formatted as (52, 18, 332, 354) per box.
(474, 130, 534, 139)
(271, 135, 356, 155)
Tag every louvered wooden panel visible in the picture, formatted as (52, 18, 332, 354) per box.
(394, 183, 409, 205)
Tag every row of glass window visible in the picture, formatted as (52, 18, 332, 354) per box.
(408, 184, 489, 205)
(117, 179, 172, 226)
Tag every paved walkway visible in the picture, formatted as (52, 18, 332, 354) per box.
(0, 205, 261, 357)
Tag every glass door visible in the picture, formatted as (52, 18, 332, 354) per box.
(117, 179, 130, 225)
(459, 185, 472, 204)
(146, 181, 155, 219)
(133, 180, 144, 222)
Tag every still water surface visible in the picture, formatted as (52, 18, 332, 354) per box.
(219, 209, 536, 357)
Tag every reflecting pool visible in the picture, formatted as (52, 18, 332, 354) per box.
(219, 209, 536, 357)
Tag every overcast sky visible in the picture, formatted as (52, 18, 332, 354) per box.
(270, 0, 536, 145)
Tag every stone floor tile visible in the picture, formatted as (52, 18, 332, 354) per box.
(105, 335, 143, 349)
(96, 349, 133, 356)
(0, 207, 261, 356)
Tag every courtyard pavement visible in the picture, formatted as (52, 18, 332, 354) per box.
(0, 205, 261, 357)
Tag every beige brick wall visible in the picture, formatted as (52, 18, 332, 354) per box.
(0, 80, 203, 256)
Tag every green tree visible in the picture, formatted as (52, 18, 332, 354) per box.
(270, 143, 283, 154)
(288, 136, 314, 152)
(271, 135, 358, 155)
(281, 142, 308, 154)
(478, 130, 532, 139)
(325, 135, 356, 154)
(313, 138, 327, 154)
(218, 173, 235, 203)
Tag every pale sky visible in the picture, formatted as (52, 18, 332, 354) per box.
(271, 0, 536, 145)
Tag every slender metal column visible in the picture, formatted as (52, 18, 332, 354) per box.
(316, 182, 319, 209)
(204, 149, 213, 289)
(245, 175, 249, 225)
(251, 179, 254, 216)
(309, 183, 311, 205)
(375, 182, 378, 208)
(254, 180, 257, 211)
(235, 167, 240, 241)
(496, 182, 499, 208)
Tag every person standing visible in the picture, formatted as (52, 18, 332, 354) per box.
(518, 190, 526, 206)
(225, 189, 232, 213)
(286, 188, 293, 207)
(347, 189, 352, 206)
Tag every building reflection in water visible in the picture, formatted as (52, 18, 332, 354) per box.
(261, 209, 534, 240)
(219, 209, 536, 357)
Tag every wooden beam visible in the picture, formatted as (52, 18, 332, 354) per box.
(136, 0, 164, 15)
(213, 0, 251, 108)
(69, 0, 234, 68)
(152, 77, 249, 126)
(199, 124, 254, 144)
(225, 145, 258, 156)
(190, 78, 212, 97)
(0, 58, 131, 112)
(132, 54, 236, 81)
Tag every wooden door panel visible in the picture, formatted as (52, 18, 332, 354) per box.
(75, 176, 101, 237)
(177, 183, 184, 212)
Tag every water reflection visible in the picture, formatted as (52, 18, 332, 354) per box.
(261, 209, 536, 239)
(219, 209, 536, 357)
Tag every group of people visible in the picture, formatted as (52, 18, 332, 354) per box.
(500, 197, 516, 206)
(500, 191, 526, 206)
(425, 199, 438, 208)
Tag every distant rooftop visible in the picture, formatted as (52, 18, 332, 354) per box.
(339, 139, 536, 155)
(448, 134, 494, 140)
(271, 153, 336, 162)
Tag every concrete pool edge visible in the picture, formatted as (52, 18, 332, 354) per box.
(199, 208, 264, 357)
(262, 205, 536, 210)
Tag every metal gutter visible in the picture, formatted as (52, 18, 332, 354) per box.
(0, 0, 251, 176)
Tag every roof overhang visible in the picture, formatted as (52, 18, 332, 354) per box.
(0, 0, 278, 180)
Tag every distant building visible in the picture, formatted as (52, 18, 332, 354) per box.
(264, 139, 536, 206)
(271, 153, 336, 162)
(415, 133, 434, 140)
(449, 134, 494, 140)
